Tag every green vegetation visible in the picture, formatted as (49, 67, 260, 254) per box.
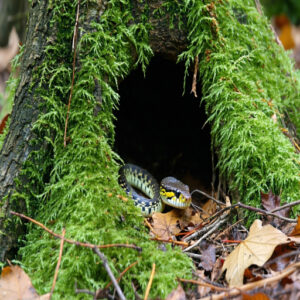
(3, 0, 299, 298)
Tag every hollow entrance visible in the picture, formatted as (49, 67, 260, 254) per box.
(114, 56, 213, 195)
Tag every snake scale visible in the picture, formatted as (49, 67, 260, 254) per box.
(119, 164, 191, 216)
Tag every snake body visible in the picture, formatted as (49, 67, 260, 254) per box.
(119, 164, 191, 216)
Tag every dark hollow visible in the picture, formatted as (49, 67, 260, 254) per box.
(114, 56, 213, 194)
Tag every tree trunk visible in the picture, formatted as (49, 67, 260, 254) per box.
(0, 0, 299, 298)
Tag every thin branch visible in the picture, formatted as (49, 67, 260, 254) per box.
(191, 189, 225, 206)
(270, 199, 300, 213)
(50, 228, 66, 299)
(178, 278, 229, 292)
(191, 56, 199, 97)
(202, 202, 297, 224)
(10, 211, 141, 251)
(185, 252, 202, 259)
(150, 237, 188, 247)
(183, 213, 227, 242)
(183, 217, 228, 252)
(64, 0, 81, 147)
(105, 261, 138, 290)
(199, 262, 300, 300)
(93, 247, 126, 300)
(144, 263, 156, 300)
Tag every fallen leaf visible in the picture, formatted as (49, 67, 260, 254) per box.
(0, 265, 50, 300)
(242, 292, 270, 300)
(166, 284, 186, 300)
(151, 207, 206, 240)
(195, 270, 211, 298)
(289, 216, 300, 236)
(151, 210, 182, 240)
(261, 191, 290, 226)
(200, 244, 216, 271)
(222, 219, 289, 286)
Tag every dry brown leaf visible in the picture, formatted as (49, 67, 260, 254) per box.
(289, 216, 300, 236)
(242, 292, 270, 300)
(222, 219, 289, 287)
(152, 207, 206, 239)
(165, 284, 186, 300)
(152, 210, 182, 240)
(195, 270, 211, 298)
(0, 265, 50, 300)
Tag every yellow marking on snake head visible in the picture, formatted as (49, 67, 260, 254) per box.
(165, 191, 175, 198)
(179, 194, 186, 203)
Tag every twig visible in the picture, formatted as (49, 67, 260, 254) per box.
(214, 218, 244, 241)
(184, 213, 227, 242)
(150, 237, 188, 247)
(270, 199, 300, 213)
(202, 202, 297, 224)
(93, 247, 126, 300)
(191, 189, 225, 206)
(183, 217, 227, 252)
(178, 278, 229, 292)
(185, 252, 202, 259)
(10, 211, 141, 251)
(144, 263, 156, 300)
(64, 0, 81, 147)
(50, 228, 66, 299)
(105, 261, 138, 289)
(199, 261, 300, 300)
(254, 0, 262, 15)
(191, 56, 199, 97)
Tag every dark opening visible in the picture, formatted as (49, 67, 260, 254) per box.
(114, 56, 213, 194)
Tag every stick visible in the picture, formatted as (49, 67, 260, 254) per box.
(270, 199, 300, 213)
(191, 56, 199, 97)
(150, 237, 188, 247)
(105, 261, 138, 289)
(191, 189, 225, 206)
(144, 263, 156, 300)
(183, 217, 227, 252)
(199, 262, 300, 300)
(178, 278, 229, 292)
(50, 228, 66, 299)
(64, 0, 81, 147)
(10, 211, 141, 251)
(93, 247, 126, 300)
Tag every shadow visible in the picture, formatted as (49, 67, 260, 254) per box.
(114, 56, 214, 194)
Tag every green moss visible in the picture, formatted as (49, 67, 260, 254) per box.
(19, 0, 192, 298)
(179, 0, 299, 218)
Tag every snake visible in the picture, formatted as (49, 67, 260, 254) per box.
(119, 163, 191, 216)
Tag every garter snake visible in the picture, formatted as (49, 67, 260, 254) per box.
(119, 164, 191, 216)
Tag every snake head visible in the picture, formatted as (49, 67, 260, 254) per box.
(160, 177, 191, 209)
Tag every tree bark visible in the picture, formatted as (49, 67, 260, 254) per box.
(0, 0, 54, 260)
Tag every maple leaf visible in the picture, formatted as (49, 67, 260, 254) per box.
(261, 191, 290, 227)
(151, 210, 182, 240)
(222, 219, 289, 287)
(0, 265, 50, 300)
(151, 207, 205, 240)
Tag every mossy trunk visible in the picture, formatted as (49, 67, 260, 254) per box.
(0, 0, 54, 260)
(0, 0, 299, 298)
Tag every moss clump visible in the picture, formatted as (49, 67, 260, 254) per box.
(179, 0, 299, 216)
(19, 0, 192, 298)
